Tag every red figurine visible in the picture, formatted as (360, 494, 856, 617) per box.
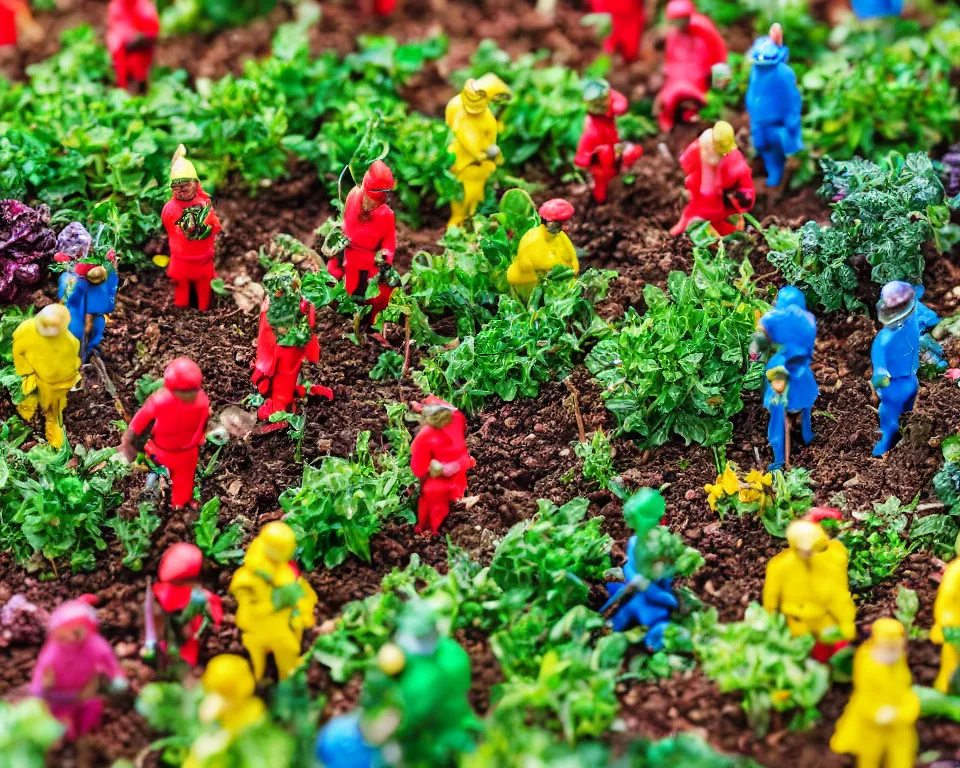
(574, 79, 643, 204)
(592, 0, 645, 63)
(145, 543, 223, 667)
(656, 0, 727, 132)
(120, 358, 211, 509)
(0, 0, 38, 46)
(362, 0, 396, 14)
(106, 0, 159, 94)
(327, 160, 397, 340)
(670, 120, 755, 237)
(410, 396, 475, 536)
(161, 145, 221, 312)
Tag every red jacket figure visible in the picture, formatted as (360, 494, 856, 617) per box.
(121, 358, 211, 509)
(657, 0, 727, 132)
(574, 80, 643, 204)
(0, 0, 37, 46)
(107, 0, 159, 94)
(327, 160, 397, 336)
(410, 396, 475, 536)
(592, 0, 645, 63)
(670, 121, 755, 237)
(161, 145, 221, 311)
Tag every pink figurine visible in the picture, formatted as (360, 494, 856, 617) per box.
(592, 0, 646, 63)
(30, 596, 127, 740)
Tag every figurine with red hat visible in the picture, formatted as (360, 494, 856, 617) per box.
(106, 0, 159, 94)
(30, 596, 127, 740)
(160, 145, 221, 312)
(574, 80, 643, 204)
(326, 160, 398, 342)
(670, 120, 755, 237)
(120, 357, 211, 509)
(144, 543, 223, 669)
(507, 199, 579, 296)
(410, 396, 475, 536)
(591, 0, 646, 63)
(253, 264, 333, 421)
(656, 0, 728, 133)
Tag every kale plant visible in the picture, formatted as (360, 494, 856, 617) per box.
(840, 496, 916, 590)
(193, 496, 244, 566)
(913, 435, 960, 556)
(0, 201, 55, 303)
(0, 698, 64, 768)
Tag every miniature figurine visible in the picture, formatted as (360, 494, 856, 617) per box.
(445, 73, 512, 129)
(55, 223, 119, 362)
(763, 510, 856, 661)
(750, 286, 819, 470)
(656, 0, 727, 133)
(506, 198, 579, 295)
(932, 534, 960, 694)
(359, 600, 477, 765)
(871, 281, 921, 457)
(574, 79, 643, 204)
(601, 489, 685, 650)
(446, 78, 503, 229)
(362, 0, 396, 14)
(830, 618, 919, 768)
(120, 357, 211, 509)
(161, 145, 221, 311)
(745, 24, 803, 188)
(326, 160, 398, 341)
(591, 0, 646, 63)
(228, 521, 318, 681)
(144, 543, 223, 668)
(669, 120, 755, 237)
(253, 265, 333, 421)
(12, 304, 81, 449)
(410, 396, 475, 536)
(30, 596, 127, 740)
(106, 0, 159, 94)
(316, 712, 381, 768)
(851, 0, 903, 19)
(0, 0, 40, 47)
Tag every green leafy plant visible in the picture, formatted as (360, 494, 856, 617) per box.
(105, 502, 162, 571)
(705, 462, 815, 537)
(369, 350, 404, 381)
(914, 434, 960, 556)
(894, 586, 925, 639)
(159, 0, 279, 34)
(839, 496, 916, 590)
(0, 305, 32, 403)
(193, 496, 244, 566)
(574, 429, 617, 490)
(0, 698, 64, 768)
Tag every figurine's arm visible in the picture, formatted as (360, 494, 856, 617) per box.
(691, 15, 728, 67)
(204, 204, 222, 238)
(11, 324, 35, 379)
(644, 581, 679, 609)
(452, 115, 492, 163)
(762, 555, 784, 614)
(871, 332, 891, 387)
(189, 392, 210, 448)
(562, 235, 579, 274)
(574, 121, 598, 168)
(292, 577, 319, 630)
(378, 210, 397, 264)
(785, 70, 802, 129)
(933, 562, 960, 643)
(410, 431, 435, 479)
(507, 230, 539, 287)
(610, 90, 629, 117)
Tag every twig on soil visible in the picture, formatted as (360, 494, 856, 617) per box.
(91, 355, 130, 423)
(563, 377, 587, 443)
(401, 314, 412, 380)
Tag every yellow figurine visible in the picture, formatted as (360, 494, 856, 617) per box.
(830, 618, 919, 768)
(228, 522, 318, 682)
(932, 533, 960, 693)
(762, 512, 856, 662)
(506, 198, 579, 295)
(445, 73, 512, 131)
(12, 304, 81, 449)
(446, 77, 506, 229)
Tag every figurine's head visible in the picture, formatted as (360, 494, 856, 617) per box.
(582, 78, 611, 116)
(666, 0, 695, 27)
(460, 79, 489, 115)
(473, 73, 512, 107)
(35, 304, 71, 338)
(785, 519, 828, 560)
(774, 286, 807, 312)
(158, 542, 204, 585)
(47, 596, 99, 644)
(624, 488, 666, 534)
(170, 144, 200, 201)
(869, 618, 906, 664)
(163, 357, 203, 401)
(395, 599, 440, 657)
(539, 198, 575, 235)
(202, 654, 256, 701)
(361, 160, 396, 212)
(259, 521, 297, 564)
(749, 24, 789, 67)
(877, 281, 916, 327)
(56, 222, 93, 260)
(711, 121, 736, 157)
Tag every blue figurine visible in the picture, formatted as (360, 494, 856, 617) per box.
(751, 286, 819, 471)
(316, 712, 382, 768)
(851, 0, 903, 19)
(916, 285, 948, 373)
(872, 281, 921, 456)
(56, 222, 119, 362)
(601, 489, 679, 651)
(745, 24, 803, 188)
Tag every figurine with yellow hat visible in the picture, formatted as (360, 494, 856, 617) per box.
(506, 198, 579, 296)
(830, 618, 919, 768)
(228, 521, 318, 681)
(763, 508, 856, 662)
(12, 304, 81, 448)
(445, 73, 511, 131)
(669, 120, 755, 237)
(932, 533, 960, 694)
(160, 144, 221, 311)
(445, 77, 507, 229)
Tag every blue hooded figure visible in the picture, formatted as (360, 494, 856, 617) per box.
(754, 286, 819, 470)
(316, 712, 382, 768)
(851, 0, 903, 19)
(745, 24, 803, 188)
(872, 281, 921, 456)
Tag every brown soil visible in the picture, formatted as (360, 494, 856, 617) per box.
(3, 2, 960, 767)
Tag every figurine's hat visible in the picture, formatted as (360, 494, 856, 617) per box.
(158, 542, 204, 583)
(539, 198, 575, 223)
(56, 222, 93, 259)
(36, 303, 71, 336)
(461, 79, 489, 115)
(870, 618, 905, 642)
(749, 24, 789, 66)
(877, 281, 916, 325)
(362, 160, 396, 203)
(170, 144, 200, 184)
(164, 357, 203, 391)
(202, 654, 257, 698)
(474, 73, 512, 103)
(666, 0, 696, 19)
(259, 521, 297, 562)
(711, 121, 736, 155)
(582, 78, 611, 106)
(774, 285, 807, 311)
(48, 595, 99, 632)
(624, 488, 666, 533)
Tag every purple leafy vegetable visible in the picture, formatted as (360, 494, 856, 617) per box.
(0, 200, 56, 304)
(943, 144, 960, 198)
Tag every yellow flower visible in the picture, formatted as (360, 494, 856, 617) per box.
(704, 483, 722, 511)
(721, 464, 740, 495)
(738, 488, 762, 504)
(771, 689, 792, 705)
(745, 469, 773, 488)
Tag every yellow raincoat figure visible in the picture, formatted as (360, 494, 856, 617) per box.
(506, 198, 579, 295)
(830, 618, 919, 768)
(446, 77, 506, 229)
(932, 533, 960, 693)
(763, 516, 856, 660)
(228, 522, 318, 681)
(12, 304, 81, 448)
